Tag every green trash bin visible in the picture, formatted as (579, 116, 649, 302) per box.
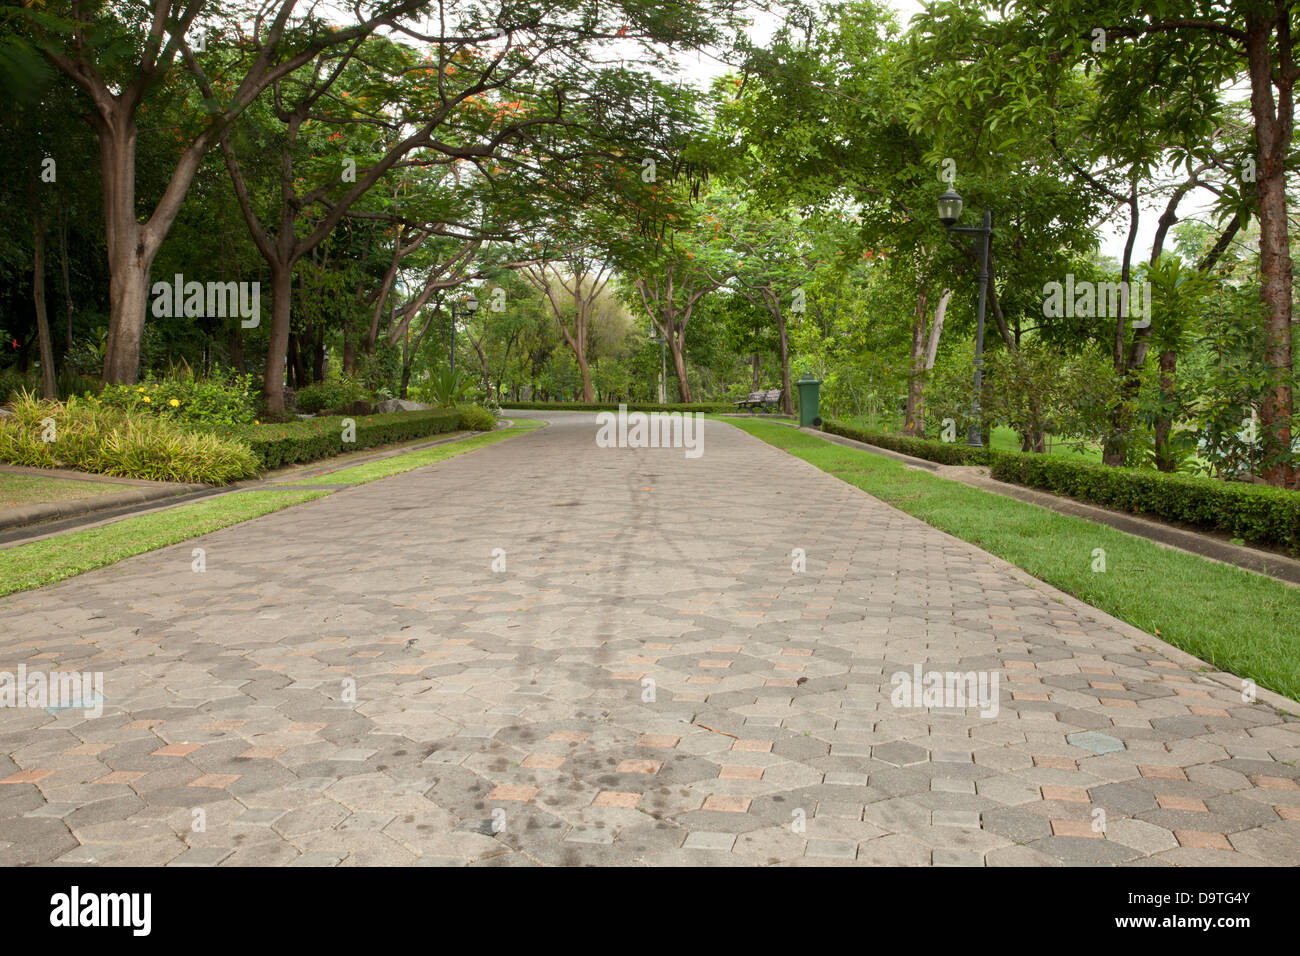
(796, 374, 822, 428)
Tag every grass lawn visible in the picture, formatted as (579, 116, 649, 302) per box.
(727, 417, 1300, 702)
(0, 489, 327, 598)
(834, 418, 1102, 461)
(0, 472, 128, 508)
(988, 425, 1101, 461)
(281, 418, 545, 486)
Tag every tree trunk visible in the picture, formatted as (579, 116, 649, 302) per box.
(227, 324, 246, 375)
(904, 290, 927, 435)
(343, 326, 356, 376)
(751, 354, 761, 390)
(1247, 12, 1296, 486)
(575, 351, 595, 403)
(289, 332, 307, 391)
(102, 237, 152, 384)
(777, 311, 793, 414)
(58, 199, 74, 370)
(669, 334, 691, 403)
(32, 212, 57, 399)
(1153, 349, 1178, 471)
(262, 263, 293, 415)
(312, 324, 326, 383)
(1020, 430, 1046, 453)
(1101, 186, 1143, 466)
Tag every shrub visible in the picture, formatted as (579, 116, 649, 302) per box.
(456, 404, 496, 432)
(411, 367, 472, 407)
(990, 453, 1300, 555)
(0, 390, 259, 485)
(209, 409, 461, 469)
(97, 369, 257, 426)
(295, 376, 368, 414)
(821, 420, 1001, 466)
(0, 369, 29, 404)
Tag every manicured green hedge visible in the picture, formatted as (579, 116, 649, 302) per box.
(822, 420, 1001, 466)
(991, 454, 1300, 555)
(503, 400, 732, 413)
(208, 409, 461, 469)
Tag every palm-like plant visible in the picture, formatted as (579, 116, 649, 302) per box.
(427, 367, 472, 407)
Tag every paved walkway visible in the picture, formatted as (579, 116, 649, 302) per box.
(1, 411, 1298, 866)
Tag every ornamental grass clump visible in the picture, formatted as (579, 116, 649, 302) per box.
(0, 390, 260, 485)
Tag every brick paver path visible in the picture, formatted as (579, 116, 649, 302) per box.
(2, 412, 1298, 866)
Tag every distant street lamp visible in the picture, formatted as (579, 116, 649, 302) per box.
(938, 188, 992, 447)
(450, 293, 478, 376)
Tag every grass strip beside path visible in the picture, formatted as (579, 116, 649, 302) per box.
(280, 418, 544, 486)
(728, 418, 1300, 702)
(0, 489, 327, 598)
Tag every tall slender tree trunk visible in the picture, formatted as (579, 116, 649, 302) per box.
(289, 333, 307, 390)
(669, 334, 691, 403)
(776, 312, 792, 414)
(343, 326, 356, 376)
(904, 290, 928, 435)
(31, 211, 57, 399)
(575, 350, 595, 403)
(227, 325, 246, 374)
(1154, 349, 1178, 470)
(262, 263, 293, 415)
(1247, 12, 1296, 486)
(57, 198, 74, 371)
(751, 354, 761, 390)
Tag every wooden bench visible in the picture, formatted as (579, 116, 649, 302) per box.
(733, 388, 782, 412)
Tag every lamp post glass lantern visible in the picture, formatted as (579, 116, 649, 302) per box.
(450, 293, 478, 377)
(937, 188, 963, 227)
(937, 188, 992, 448)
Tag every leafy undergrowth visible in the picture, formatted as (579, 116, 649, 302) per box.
(0, 391, 259, 485)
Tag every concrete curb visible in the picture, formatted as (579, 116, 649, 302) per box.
(0, 482, 207, 532)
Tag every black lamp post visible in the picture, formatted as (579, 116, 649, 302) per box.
(938, 188, 992, 448)
(450, 293, 478, 376)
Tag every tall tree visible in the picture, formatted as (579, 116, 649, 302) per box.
(16, 0, 425, 385)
